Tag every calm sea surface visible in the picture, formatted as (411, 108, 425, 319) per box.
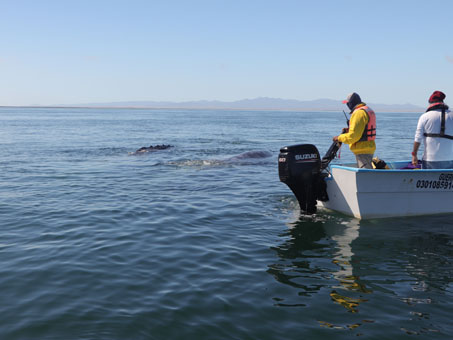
(1, 107, 452, 339)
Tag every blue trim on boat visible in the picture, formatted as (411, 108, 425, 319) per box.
(330, 162, 453, 173)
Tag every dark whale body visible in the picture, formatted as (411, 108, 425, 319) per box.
(223, 150, 273, 164)
(228, 150, 272, 160)
(132, 144, 173, 154)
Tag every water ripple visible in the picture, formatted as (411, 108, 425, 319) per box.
(1, 108, 452, 339)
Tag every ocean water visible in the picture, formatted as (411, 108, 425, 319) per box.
(1, 107, 452, 339)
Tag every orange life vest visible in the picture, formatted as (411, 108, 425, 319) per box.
(355, 105, 376, 142)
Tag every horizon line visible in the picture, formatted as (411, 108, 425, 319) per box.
(0, 104, 424, 113)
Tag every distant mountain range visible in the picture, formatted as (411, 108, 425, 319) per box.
(71, 97, 424, 112)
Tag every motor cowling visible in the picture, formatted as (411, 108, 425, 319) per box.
(278, 144, 322, 214)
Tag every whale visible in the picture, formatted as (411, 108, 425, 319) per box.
(227, 150, 273, 160)
(224, 150, 273, 164)
(131, 144, 173, 155)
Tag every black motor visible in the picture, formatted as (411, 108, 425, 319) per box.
(278, 142, 340, 214)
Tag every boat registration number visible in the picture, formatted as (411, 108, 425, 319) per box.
(416, 173, 453, 190)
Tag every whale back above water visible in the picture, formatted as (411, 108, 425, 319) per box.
(129, 146, 272, 167)
(130, 144, 173, 155)
(226, 150, 273, 163)
(230, 150, 272, 159)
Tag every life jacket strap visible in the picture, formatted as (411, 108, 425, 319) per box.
(424, 108, 453, 140)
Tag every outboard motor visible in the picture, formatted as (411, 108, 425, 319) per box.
(278, 144, 321, 214)
(278, 142, 340, 214)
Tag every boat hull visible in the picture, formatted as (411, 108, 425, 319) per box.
(320, 162, 453, 219)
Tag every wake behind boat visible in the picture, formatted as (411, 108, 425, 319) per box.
(278, 143, 453, 219)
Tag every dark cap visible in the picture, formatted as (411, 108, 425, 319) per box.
(342, 92, 362, 111)
(429, 91, 446, 103)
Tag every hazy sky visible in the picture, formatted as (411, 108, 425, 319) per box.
(1, 0, 452, 106)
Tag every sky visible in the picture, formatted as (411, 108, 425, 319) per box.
(1, 0, 452, 107)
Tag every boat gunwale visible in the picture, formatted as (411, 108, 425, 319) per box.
(330, 162, 453, 173)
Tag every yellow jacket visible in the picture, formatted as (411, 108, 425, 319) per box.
(338, 104, 376, 155)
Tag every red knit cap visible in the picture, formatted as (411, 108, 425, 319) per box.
(429, 91, 446, 103)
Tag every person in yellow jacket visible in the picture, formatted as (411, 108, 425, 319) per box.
(333, 92, 376, 169)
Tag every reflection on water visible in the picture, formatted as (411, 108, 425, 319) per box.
(268, 216, 328, 305)
(268, 213, 453, 337)
(329, 218, 371, 314)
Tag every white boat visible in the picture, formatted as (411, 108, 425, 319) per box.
(278, 143, 453, 219)
(320, 162, 453, 219)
